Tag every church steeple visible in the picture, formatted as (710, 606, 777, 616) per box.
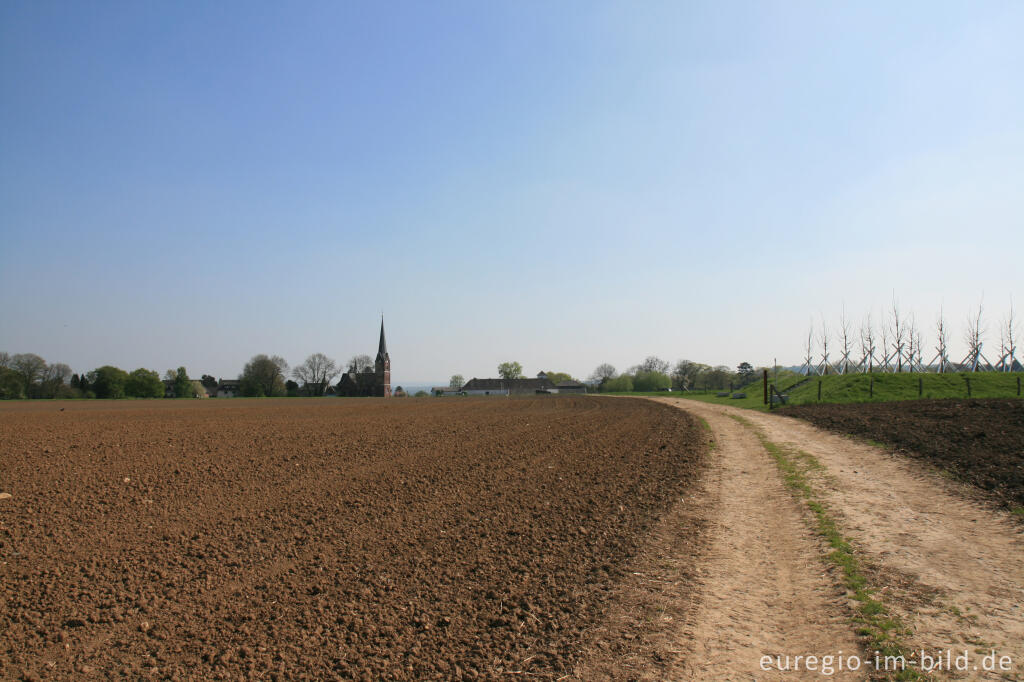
(374, 316, 391, 397)
(377, 317, 388, 360)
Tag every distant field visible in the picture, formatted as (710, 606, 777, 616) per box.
(642, 372, 1024, 411)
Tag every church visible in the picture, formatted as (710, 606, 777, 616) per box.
(335, 319, 392, 397)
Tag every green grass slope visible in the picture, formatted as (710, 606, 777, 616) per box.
(618, 372, 1024, 412)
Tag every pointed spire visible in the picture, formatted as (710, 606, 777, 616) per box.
(378, 316, 388, 356)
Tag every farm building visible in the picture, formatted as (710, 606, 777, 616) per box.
(555, 380, 587, 393)
(216, 380, 242, 398)
(461, 375, 556, 395)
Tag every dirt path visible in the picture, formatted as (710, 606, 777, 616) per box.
(661, 398, 1024, 681)
(649, 401, 862, 680)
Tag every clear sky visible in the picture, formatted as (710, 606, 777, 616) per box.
(2, 1, 1021, 385)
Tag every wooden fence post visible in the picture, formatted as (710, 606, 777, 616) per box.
(918, 377, 923, 397)
(818, 380, 822, 401)
(1018, 376, 1021, 396)
(966, 376, 971, 398)
(869, 376, 873, 398)
(763, 369, 768, 405)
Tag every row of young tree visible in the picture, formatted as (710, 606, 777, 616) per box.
(586, 357, 762, 393)
(802, 298, 1020, 376)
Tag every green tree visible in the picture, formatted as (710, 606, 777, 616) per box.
(91, 366, 130, 399)
(11, 353, 47, 397)
(671, 360, 707, 391)
(171, 367, 191, 398)
(633, 371, 671, 391)
(736, 362, 756, 386)
(602, 375, 634, 392)
(449, 374, 464, 389)
(201, 375, 218, 390)
(542, 371, 573, 384)
(497, 361, 523, 380)
(0, 367, 25, 399)
(126, 368, 163, 398)
(241, 354, 289, 397)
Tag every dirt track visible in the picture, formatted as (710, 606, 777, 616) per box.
(661, 398, 1024, 681)
(659, 403, 861, 680)
(0, 397, 706, 680)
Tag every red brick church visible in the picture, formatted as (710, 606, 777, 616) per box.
(335, 319, 391, 397)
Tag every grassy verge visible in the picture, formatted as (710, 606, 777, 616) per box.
(729, 414, 923, 680)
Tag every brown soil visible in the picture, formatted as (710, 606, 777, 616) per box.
(0, 396, 705, 680)
(779, 399, 1024, 508)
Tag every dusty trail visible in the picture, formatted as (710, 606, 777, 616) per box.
(651, 401, 862, 680)
(661, 398, 1024, 681)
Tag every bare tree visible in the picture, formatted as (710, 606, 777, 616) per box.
(890, 297, 906, 373)
(914, 326, 924, 369)
(818, 315, 832, 375)
(962, 300, 990, 372)
(588, 363, 617, 387)
(803, 322, 816, 375)
(638, 356, 670, 374)
(905, 314, 918, 372)
(859, 313, 876, 373)
(838, 307, 853, 374)
(878, 308, 891, 372)
(347, 354, 374, 373)
(0, 352, 11, 368)
(449, 374, 464, 389)
(931, 308, 950, 372)
(293, 353, 340, 395)
(43, 362, 72, 385)
(997, 298, 1019, 372)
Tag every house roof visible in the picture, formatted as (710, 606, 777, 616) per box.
(462, 377, 556, 391)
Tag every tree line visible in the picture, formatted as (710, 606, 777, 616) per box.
(0, 350, 394, 400)
(587, 357, 766, 393)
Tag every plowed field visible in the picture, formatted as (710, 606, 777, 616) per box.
(0, 396, 705, 680)
(779, 398, 1024, 508)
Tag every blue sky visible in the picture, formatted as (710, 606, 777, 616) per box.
(1, 1, 1021, 385)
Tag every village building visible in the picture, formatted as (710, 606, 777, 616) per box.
(335, 320, 392, 397)
(216, 379, 242, 398)
(461, 373, 556, 396)
(554, 380, 587, 393)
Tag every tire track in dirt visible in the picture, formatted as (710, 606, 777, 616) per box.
(646, 399, 862, 680)
(670, 399, 1024, 681)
